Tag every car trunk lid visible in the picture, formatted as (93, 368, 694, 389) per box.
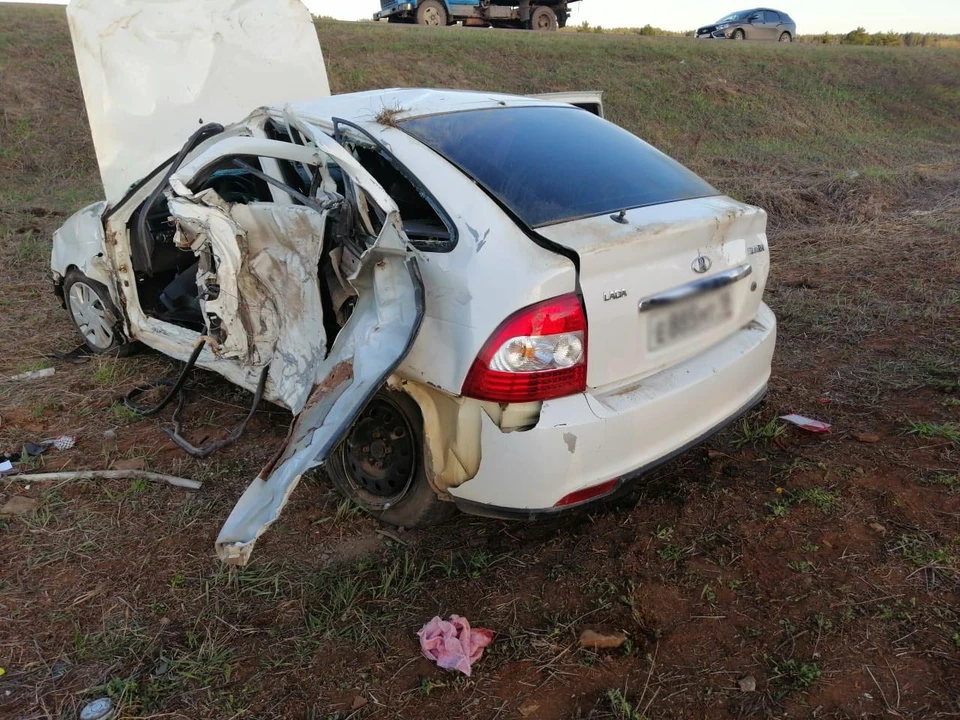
(67, 0, 330, 205)
(536, 196, 770, 390)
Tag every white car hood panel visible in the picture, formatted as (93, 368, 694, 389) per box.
(66, 0, 330, 204)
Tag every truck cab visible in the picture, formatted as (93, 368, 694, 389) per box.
(374, 0, 580, 31)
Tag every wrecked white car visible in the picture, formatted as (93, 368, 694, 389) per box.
(53, 0, 776, 565)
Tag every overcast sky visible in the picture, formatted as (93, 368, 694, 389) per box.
(4, 0, 959, 34)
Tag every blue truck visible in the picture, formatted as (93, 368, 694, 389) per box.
(374, 0, 582, 31)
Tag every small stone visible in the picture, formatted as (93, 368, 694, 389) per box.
(1, 497, 38, 516)
(738, 675, 757, 692)
(350, 696, 367, 711)
(868, 522, 887, 535)
(103, 429, 117, 440)
(518, 700, 541, 717)
(111, 457, 146, 471)
(578, 629, 626, 650)
(853, 433, 881, 443)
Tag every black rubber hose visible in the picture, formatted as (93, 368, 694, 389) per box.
(123, 338, 207, 417)
(164, 363, 271, 459)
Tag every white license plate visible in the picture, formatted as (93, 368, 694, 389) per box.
(647, 289, 733, 352)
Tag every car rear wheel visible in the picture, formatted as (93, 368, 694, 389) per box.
(63, 269, 132, 355)
(531, 6, 559, 31)
(778, 31, 792, 42)
(326, 390, 456, 528)
(416, 0, 448, 26)
(732, 29, 745, 40)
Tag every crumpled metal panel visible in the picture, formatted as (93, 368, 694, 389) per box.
(211, 111, 426, 565)
(168, 195, 330, 413)
(216, 215, 425, 565)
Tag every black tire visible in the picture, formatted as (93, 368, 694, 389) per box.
(732, 29, 745, 40)
(326, 389, 456, 528)
(415, 0, 448, 27)
(63, 269, 134, 355)
(778, 31, 792, 42)
(531, 6, 558, 31)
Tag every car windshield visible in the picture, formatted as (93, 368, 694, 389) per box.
(399, 106, 717, 228)
(716, 10, 751, 22)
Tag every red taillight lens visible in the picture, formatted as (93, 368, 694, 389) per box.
(461, 293, 588, 403)
(554, 478, 619, 507)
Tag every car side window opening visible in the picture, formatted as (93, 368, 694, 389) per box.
(128, 155, 273, 330)
(765, 11, 780, 22)
(326, 119, 455, 250)
(349, 145, 453, 247)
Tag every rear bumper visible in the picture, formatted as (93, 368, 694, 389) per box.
(449, 303, 776, 513)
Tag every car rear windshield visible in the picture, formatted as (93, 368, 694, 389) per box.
(398, 106, 717, 228)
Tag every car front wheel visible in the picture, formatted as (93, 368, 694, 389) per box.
(779, 31, 792, 42)
(732, 29, 745, 40)
(326, 390, 456, 528)
(63, 269, 132, 355)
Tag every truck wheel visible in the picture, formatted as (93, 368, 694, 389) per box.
(416, 0, 448, 27)
(326, 390, 456, 529)
(531, 6, 558, 31)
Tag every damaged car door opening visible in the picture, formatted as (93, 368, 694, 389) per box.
(53, 0, 776, 565)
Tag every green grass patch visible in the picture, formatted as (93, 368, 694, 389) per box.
(906, 421, 960, 444)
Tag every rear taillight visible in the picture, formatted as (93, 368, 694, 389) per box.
(461, 293, 587, 403)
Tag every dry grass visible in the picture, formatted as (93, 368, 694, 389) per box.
(0, 5, 958, 720)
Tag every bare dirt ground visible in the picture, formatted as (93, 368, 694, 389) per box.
(1, 7, 958, 719)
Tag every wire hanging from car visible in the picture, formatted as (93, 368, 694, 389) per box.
(122, 336, 270, 458)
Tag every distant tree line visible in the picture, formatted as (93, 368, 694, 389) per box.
(565, 21, 687, 36)
(562, 22, 960, 47)
(798, 28, 960, 47)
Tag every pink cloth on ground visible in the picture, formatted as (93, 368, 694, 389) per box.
(417, 614, 493, 676)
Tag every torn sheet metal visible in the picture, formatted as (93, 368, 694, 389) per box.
(216, 216, 425, 565)
(214, 118, 425, 565)
(67, 0, 330, 204)
(167, 195, 330, 413)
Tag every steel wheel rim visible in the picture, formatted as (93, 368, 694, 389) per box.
(534, 12, 553, 29)
(340, 396, 417, 508)
(423, 7, 442, 25)
(69, 281, 114, 350)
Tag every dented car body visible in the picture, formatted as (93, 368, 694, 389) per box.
(53, 0, 776, 564)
